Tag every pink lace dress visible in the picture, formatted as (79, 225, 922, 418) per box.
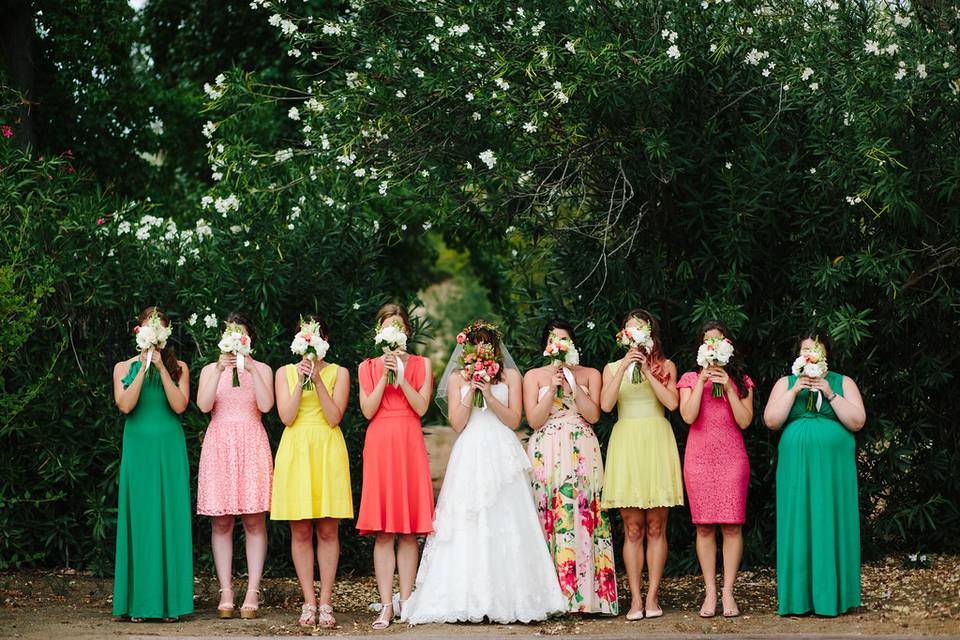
(197, 363, 273, 516)
(677, 372, 753, 524)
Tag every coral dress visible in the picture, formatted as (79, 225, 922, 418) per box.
(356, 355, 434, 535)
(601, 361, 684, 510)
(113, 360, 193, 619)
(777, 371, 860, 616)
(197, 362, 273, 516)
(677, 372, 752, 524)
(528, 386, 618, 615)
(271, 363, 353, 520)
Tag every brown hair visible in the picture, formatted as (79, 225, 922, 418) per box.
(621, 308, 670, 384)
(795, 328, 833, 359)
(540, 318, 576, 351)
(296, 314, 329, 340)
(375, 303, 411, 336)
(136, 306, 181, 379)
(225, 311, 256, 344)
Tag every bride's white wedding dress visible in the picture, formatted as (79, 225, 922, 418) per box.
(401, 383, 566, 624)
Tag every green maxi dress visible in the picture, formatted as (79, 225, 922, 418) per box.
(112, 360, 194, 619)
(776, 371, 861, 616)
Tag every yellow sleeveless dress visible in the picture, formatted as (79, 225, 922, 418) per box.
(270, 363, 354, 520)
(600, 361, 684, 509)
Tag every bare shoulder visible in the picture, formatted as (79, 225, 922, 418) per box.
(575, 365, 601, 381)
(524, 365, 550, 382)
(503, 367, 523, 384)
(114, 357, 136, 373)
(256, 360, 273, 376)
(177, 360, 190, 374)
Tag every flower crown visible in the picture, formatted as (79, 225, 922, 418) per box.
(456, 320, 502, 345)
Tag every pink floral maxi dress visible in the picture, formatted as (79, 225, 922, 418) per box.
(527, 387, 618, 615)
(197, 363, 273, 515)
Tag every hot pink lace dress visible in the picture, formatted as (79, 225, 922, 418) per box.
(677, 372, 753, 524)
(197, 363, 273, 516)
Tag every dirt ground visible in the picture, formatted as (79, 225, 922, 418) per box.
(2, 555, 959, 638)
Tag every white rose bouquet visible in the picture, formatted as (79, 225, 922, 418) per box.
(616, 322, 654, 384)
(791, 340, 829, 411)
(290, 318, 329, 390)
(218, 322, 253, 387)
(374, 321, 408, 385)
(696, 336, 736, 397)
(543, 333, 579, 399)
(134, 310, 172, 376)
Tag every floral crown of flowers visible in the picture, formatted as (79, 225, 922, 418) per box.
(457, 320, 502, 344)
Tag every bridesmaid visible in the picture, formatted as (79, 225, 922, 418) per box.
(356, 304, 434, 629)
(524, 319, 618, 615)
(196, 312, 274, 619)
(677, 320, 753, 619)
(599, 309, 681, 620)
(764, 330, 866, 617)
(271, 315, 353, 628)
(111, 307, 192, 622)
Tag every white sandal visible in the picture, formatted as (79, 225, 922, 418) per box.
(372, 603, 393, 629)
(298, 603, 317, 627)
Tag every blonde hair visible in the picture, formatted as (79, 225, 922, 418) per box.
(375, 303, 411, 336)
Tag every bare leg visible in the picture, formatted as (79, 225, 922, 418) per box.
(315, 518, 341, 607)
(720, 524, 743, 616)
(695, 524, 718, 616)
(620, 508, 647, 617)
(396, 534, 420, 602)
(240, 513, 267, 610)
(644, 507, 669, 615)
(373, 533, 397, 610)
(211, 516, 235, 609)
(290, 520, 317, 605)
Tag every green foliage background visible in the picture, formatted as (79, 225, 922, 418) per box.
(1, 0, 958, 579)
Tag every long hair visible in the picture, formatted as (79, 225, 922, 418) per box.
(698, 319, 748, 397)
(540, 318, 577, 351)
(136, 306, 180, 379)
(296, 314, 329, 340)
(621, 308, 670, 384)
(375, 303, 411, 336)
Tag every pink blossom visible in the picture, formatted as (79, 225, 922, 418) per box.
(1, 125, 12, 138)
(96, 218, 105, 225)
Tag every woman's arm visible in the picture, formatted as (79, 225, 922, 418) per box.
(250, 361, 275, 413)
(447, 375, 471, 432)
(764, 376, 805, 430)
(396, 357, 433, 417)
(678, 369, 709, 425)
(315, 366, 350, 426)
(600, 352, 642, 412)
(113, 357, 145, 414)
(157, 357, 190, 414)
(485, 368, 523, 429)
(644, 359, 679, 411)
(523, 369, 556, 430)
(359, 359, 389, 420)
(812, 375, 866, 432)
(726, 384, 754, 429)
(573, 367, 602, 424)
(196, 360, 225, 413)
(276, 366, 302, 426)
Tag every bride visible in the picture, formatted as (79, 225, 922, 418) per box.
(401, 321, 566, 625)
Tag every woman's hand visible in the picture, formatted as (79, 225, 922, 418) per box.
(551, 366, 565, 392)
(806, 376, 833, 397)
(793, 375, 816, 394)
(471, 377, 492, 399)
(698, 367, 711, 384)
(708, 366, 730, 389)
(150, 349, 164, 370)
(297, 358, 320, 384)
(216, 353, 236, 372)
(624, 348, 645, 367)
(383, 353, 399, 378)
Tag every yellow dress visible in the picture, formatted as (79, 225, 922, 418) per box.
(600, 361, 684, 510)
(270, 363, 354, 520)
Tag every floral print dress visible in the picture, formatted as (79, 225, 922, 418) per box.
(527, 386, 618, 615)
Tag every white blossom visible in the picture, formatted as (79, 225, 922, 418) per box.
(396, 89, 407, 98)
(449, 24, 469, 37)
(202, 121, 217, 139)
(423, 221, 433, 231)
(200, 195, 214, 209)
(288, 106, 300, 121)
(354, 167, 366, 177)
(666, 44, 680, 59)
(478, 149, 497, 169)
(801, 67, 814, 81)
(916, 63, 927, 79)
(565, 40, 576, 54)
(322, 23, 342, 35)
(472, 111, 481, 120)
(149, 118, 164, 135)
(187, 313, 198, 326)
(661, 29, 678, 43)
(204, 313, 218, 329)
(523, 121, 538, 133)
(586, 321, 596, 330)
(494, 77, 510, 90)
(864, 40, 880, 55)
(413, 67, 425, 78)
(213, 195, 240, 214)
(275, 148, 294, 163)
(465, 91, 475, 101)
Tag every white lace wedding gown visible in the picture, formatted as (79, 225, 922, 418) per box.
(401, 383, 566, 624)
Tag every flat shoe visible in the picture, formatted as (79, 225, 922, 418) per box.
(625, 609, 644, 621)
(645, 607, 664, 618)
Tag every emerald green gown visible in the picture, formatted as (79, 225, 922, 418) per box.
(112, 360, 194, 619)
(776, 371, 861, 616)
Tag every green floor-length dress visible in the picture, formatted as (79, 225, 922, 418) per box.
(112, 360, 194, 619)
(776, 370, 861, 616)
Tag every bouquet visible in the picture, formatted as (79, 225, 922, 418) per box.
(791, 340, 828, 411)
(696, 336, 735, 397)
(374, 321, 408, 386)
(218, 322, 253, 387)
(290, 318, 329, 390)
(543, 333, 579, 399)
(616, 322, 654, 384)
(458, 340, 501, 408)
(134, 310, 172, 376)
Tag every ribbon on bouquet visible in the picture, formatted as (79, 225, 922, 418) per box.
(236, 352, 246, 375)
(384, 351, 405, 388)
(144, 347, 154, 372)
(625, 361, 638, 383)
(815, 389, 823, 412)
(561, 366, 577, 400)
